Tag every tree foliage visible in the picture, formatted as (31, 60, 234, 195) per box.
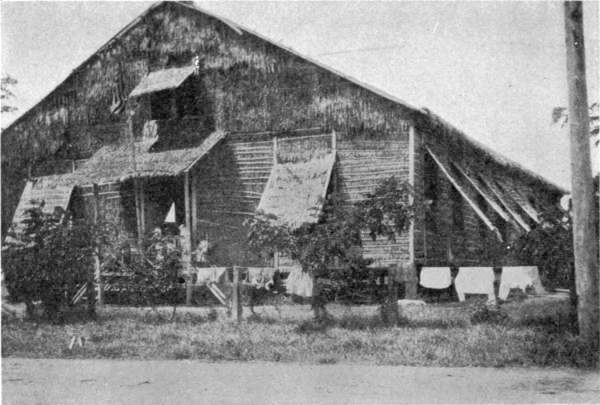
(552, 102, 599, 142)
(510, 208, 574, 291)
(246, 176, 413, 318)
(2, 205, 96, 322)
(1, 75, 18, 114)
(103, 230, 185, 313)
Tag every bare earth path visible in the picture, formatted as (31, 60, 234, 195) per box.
(3, 358, 599, 404)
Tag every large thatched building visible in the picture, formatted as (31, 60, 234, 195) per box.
(2, 1, 565, 275)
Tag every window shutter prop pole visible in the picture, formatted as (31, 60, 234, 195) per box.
(425, 147, 502, 242)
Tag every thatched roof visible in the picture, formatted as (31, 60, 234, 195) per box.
(71, 130, 226, 185)
(11, 174, 75, 230)
(258, 153, 335, 228)
(3, 1, 566, 195)
(129, 65, 196, 98)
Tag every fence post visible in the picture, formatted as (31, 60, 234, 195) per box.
(232, 266, 242, 322)
(93, 183, 104, 307)
(382, 264, 400, 325)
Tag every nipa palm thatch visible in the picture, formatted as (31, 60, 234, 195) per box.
(258, 153, 335, 228)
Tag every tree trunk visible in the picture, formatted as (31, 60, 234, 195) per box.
(311, 273, 327, 320)
(564, 1, 599, 347)
(381, 264, 401, 326)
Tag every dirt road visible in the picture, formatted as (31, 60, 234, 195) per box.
(2, 358, 599, 404)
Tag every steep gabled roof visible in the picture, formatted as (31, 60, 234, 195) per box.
(4, 1, 566, 194)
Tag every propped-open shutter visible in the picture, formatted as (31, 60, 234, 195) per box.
(11, 175, 75, 233)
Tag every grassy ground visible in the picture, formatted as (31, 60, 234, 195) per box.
(2, 295, 597, 368)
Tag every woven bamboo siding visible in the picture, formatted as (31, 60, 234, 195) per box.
(336, 131, 410, 267)
(190, 136, 273, 266)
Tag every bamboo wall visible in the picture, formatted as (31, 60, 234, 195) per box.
(412, 126, 562, 267)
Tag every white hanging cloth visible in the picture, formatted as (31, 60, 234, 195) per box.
(454, 267, 496, 303)
(419, 267, 453, 289)
(284, 267, 313, 297)
(164, 203, 176, 223)
(499, 266, 546, 300)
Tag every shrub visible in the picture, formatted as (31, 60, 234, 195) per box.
(3, 205, 96, 322)
(246, 177, 413, 321)
(511, 209, 574, 291)
(470, 304, 510, 325)
(102, 230, 185, 313)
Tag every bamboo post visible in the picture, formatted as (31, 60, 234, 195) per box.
(134, 179, 143, 248)
(184, 171, 193, 306)
(405, 125, 417, 299)
(191, 172, 198, 247)
(93, 183, 104, 307)
(563, 1, 599, 345)
(139, 180, 145, 236)
(232, 266, 242, 322)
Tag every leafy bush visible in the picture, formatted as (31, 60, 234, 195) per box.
(510, 209, 574, 291)
(2, 205, 96, 322)
(246, 177, 413, 320)
(101, 230, 185, 311)
(470, 304, 510, 325)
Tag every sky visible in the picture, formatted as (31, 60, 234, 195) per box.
(1, 1, 599, 190)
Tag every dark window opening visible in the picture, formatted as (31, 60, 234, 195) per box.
(150, 90, 173, 120)
(476, 194, 487, 240)
(149, 78, 201, 121)
(175, 79, 201, 118)
(451, 186, 464, 232)
(424, 153, 438, 231)
(495, 217, 509, 243)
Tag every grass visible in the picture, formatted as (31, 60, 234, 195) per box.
(2, 296, 597, 368)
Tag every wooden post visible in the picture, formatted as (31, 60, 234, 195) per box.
(231, 266, 242, 322)
(191, 172, 198, 247)
(134, 179, 143, 248)
(273, 136, 278, 165)
(93, 183, 103, 307)
(406, 125, 418, 298)
(564, 1, 599, 345)
(184, 171, 193, 306)
(382, 264, 400, 325)
(139, 180, 145, 236)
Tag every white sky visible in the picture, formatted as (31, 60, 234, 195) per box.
(1, 1, 599, 189)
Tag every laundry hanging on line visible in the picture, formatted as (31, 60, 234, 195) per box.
(498, 266, 546, 300)
(419, 267, 453, 289)
(284, 267, 313, 297)
(454, 267, 496, 303)
(246, 267, 276, 287)
(195, 267, 228, 285)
